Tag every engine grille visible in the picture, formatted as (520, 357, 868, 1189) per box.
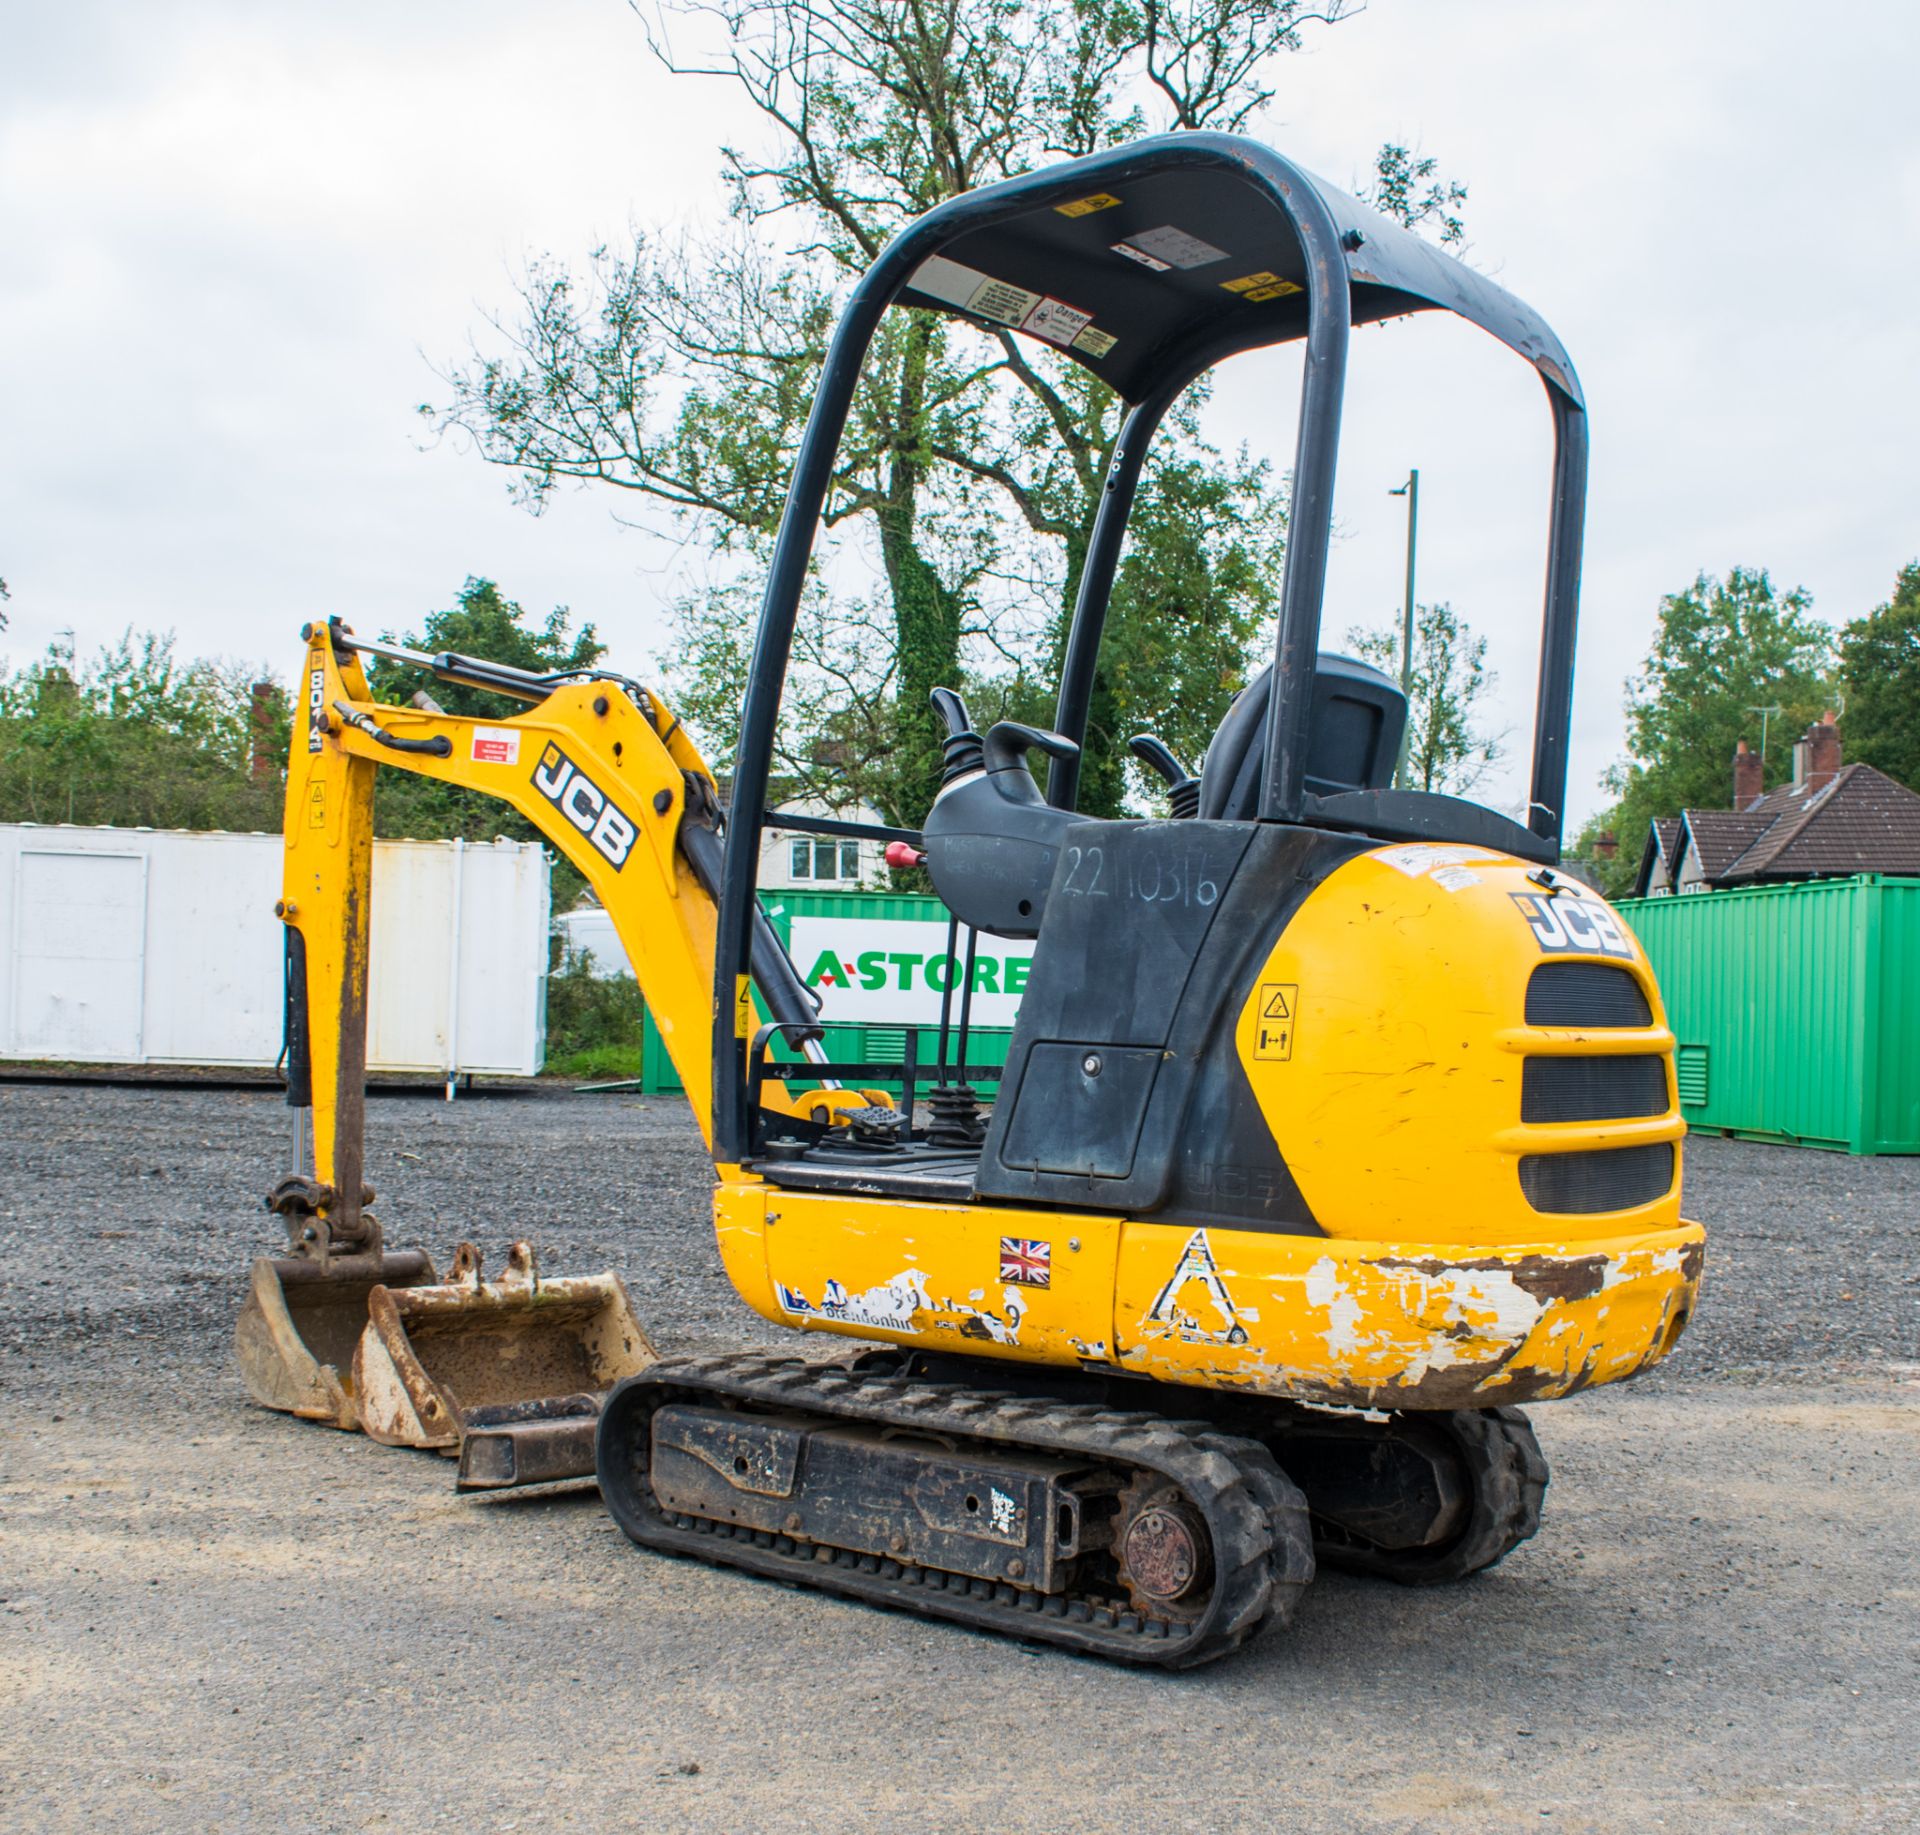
(1519, 1143, 1675, 1214)
(1524, 963, 1652, 1028)
(1521, 1055, 1669, 1123)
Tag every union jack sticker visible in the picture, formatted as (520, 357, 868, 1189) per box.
(999, 1237, 1051, 1288)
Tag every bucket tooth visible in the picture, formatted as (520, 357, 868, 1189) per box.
(234, 1248, 439, 1430)
(352, 1242, 656, 1479)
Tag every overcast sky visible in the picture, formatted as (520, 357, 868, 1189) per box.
(4, 0, 1916, 824)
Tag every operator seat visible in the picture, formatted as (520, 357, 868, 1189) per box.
(1198, 652, 1408, 821)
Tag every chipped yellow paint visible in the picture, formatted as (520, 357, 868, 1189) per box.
(713, 1180, 1702, 1408)
(1110, 1217, 1703, 1407)
(715, 1182, 1124, 1369)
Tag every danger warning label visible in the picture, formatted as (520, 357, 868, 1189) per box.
(1254, 982, 1297, 1061)
(471, 728, 521, 766)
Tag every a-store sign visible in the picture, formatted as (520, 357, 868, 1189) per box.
(787, 915, 1034, 1027)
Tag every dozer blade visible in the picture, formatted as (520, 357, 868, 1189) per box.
(234, 1249, 439, 1431)
(353, 1241, 655, 1487)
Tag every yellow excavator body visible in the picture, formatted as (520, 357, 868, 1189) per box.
(713, 841, 1698, 1410)
(234, 132, 1704, 1667)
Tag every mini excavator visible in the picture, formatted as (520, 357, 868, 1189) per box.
(236, 132, 1703, 1668)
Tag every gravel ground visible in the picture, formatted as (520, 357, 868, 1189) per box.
(2, 1083, 1917, 1832)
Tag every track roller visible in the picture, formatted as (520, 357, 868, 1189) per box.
(596, 1353, 1315, 1668)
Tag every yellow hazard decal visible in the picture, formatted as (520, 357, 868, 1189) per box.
(1254, 982, 1297, 1060)
(735, 975, 754, 1039)
(1222, 271, 1303, 301)
(1054, 192, 1122, 217)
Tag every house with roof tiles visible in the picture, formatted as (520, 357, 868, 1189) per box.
(1633, 714, 1920, 895)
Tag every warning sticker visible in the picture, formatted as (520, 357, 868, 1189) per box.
(1022, 296, 1094, 346)
(734, 975, 755, 1039)
(969, 276, 1042, 325)
(1054, 192, 1122, 218)
(1143, 1229, 1248, 1346)
(1243, 281, 1302, 302)
(471, 728, 521, 766)
(1254, 983, 1297, 1061)
(1375, 843, 1497, 879)
(1221, 271, 1285, 292)
(307, 782, 326, 829)
(905, 255, 1038, 326)
(1112, 225, 1230, 270)
(1072, 325, 1118, 358)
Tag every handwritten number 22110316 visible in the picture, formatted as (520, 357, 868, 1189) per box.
(1060, 845, 1218, 908)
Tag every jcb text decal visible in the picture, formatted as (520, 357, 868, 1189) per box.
(1509, 891, 1635, 959)
(532, 743, 637, 870)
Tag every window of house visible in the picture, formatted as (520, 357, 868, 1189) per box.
(788, 837, 861, 881)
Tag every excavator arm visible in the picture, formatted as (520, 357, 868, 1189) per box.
(281, 618, 720, 1243)
(279, 616, 871, 1259)
(236, 618, 876, 1464)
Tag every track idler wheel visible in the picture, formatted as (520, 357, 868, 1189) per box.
(1297, 1406, 1549, 1586)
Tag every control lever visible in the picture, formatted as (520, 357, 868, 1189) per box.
(1128, 734, 1200, 819)
(983, 721, 1080, 779)
(928, 687, 984, 783)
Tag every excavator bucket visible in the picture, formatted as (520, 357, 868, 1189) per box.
(234, 1248, 439, 1430)
(351, 1241, 656, 1489)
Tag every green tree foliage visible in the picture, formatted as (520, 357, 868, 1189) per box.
(1838, 561, 1920, 790)
(1600, 567, 1834, 874)
(0, 631, 288, 831)
(1366, 144, 1469, 247)
(428, 0, 1461, 825)
(1348, 601, 1501, 796)
(543, 941, 649, 1079)
(365, 577, 604, 907)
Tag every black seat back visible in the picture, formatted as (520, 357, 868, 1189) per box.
(1197, 653, 1408, 821)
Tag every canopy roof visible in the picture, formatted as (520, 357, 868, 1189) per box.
(895, 133, 1581, 408)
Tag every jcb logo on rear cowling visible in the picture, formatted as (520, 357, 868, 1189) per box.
(1510, 891, 1635, 960)
(532, 743, 637, 870)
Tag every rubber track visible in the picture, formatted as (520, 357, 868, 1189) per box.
(598, 1353, 1315, 1669)
(1311, 1406, 1549, 1585)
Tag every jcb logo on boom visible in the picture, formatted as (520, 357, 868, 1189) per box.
(532, 744, 637, 870)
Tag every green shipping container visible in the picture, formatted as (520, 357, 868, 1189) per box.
(639, 890, 1015, 1099)
(1618, 875, 1920, 1154)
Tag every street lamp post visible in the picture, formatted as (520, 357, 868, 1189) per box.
(1389, 468, 1419, 790)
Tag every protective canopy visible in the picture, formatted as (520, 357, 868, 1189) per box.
(896, 139, 1581, 408)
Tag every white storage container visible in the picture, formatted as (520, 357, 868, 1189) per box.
(0, 825, 548, 1075)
